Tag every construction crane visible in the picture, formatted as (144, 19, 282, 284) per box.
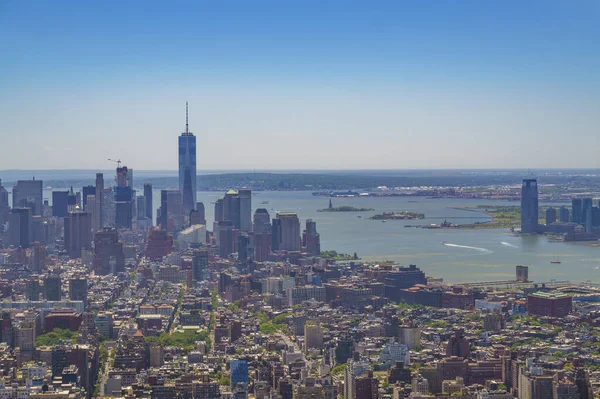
(108, 158, 122, 168)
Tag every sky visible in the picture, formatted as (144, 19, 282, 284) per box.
(0, 1, 599, 171)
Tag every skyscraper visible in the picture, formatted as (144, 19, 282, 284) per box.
(271, 218, 281, 251)
(230, 359, 249, 399)
(9, 207, 33, 248)
(12, 179, 43, 215)
(159, 189, 183, 234)
(52, 191, 69, 218)
(253, 208, 271, 234)
(144, 184, 153, 223)
(559, 206, 570, 223)
(214, 198, 224, 223)
(572, 198, 583, 224)
(93, 228, 125, 275)
(277, 212, 301, 251)
(95, 173, 104, 228)
(582, 197, 593, 230)
(238, 189, 252, 231)
(0, 180, 9, 230)
(223, 189, 241, 228)
(69, 278, 88, 304)
(196, 202, 206, 225)
(44, 274, 62, 301)
(82, 185, 95, 210)
(64, 209, 92, 258)
(179, 102, 197, 215)
(304, 219, 320, 255)
(115, 166, 133, 229)
(520, 179, 539, 234)
(0, 180, 8, 209)
(545, 207, 556, 225)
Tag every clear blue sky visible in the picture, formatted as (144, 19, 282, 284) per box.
(0, 1, 598, 170)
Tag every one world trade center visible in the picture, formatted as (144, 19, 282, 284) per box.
(179, 102, 197, 215)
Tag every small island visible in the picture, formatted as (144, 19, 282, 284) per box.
(318, 206, 374, 212)
(370, 211, 425, 220)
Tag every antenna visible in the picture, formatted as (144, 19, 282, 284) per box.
(185, 101, 189, 134)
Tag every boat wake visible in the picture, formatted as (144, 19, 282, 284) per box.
(443, 242, 493, 254)
(501, 242, 519, 249)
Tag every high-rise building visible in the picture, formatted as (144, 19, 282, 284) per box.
(69, 278, 88, 305)
(93, 229, 125, 275)
(238, 189, 252, 231)
(196, 202, 206, 224)
(145, 227, 174, 260)
(12, 179, 43, 215)
(254, 233, 271, 262)
(66, 187, 77, 213)
(446, 329, 470, 358)
(0, 179, 9, 230)
(179, 102, 197, 215)
(218, 221, 235, 258)
(271, 218, 281, 251)
(31, 241, 46, 273)
(192, 248, 209, 281)
(44, 275, 62, 301)
(545, 207, 556, 225)
(144, 184, 153, 223)
(304, 323, 323, 352)
(521, 179, 539, 234)
(52, 191, 69, 217)
(572, 198, 583, 224)
(0, 179, 8, 209)
(159, 189, 183, 233)
(82, 185, 95, 210)
(304, 219, 320, 255)
(115, 166, 133, 229)
(214, 198, 224, 223)
(516, 265, 529, 282)
(559, 206, 570, 223)
(32, 215, 45, 244)
(224, 189, 241, 228)
(95, 173, 104, 228)
(86, 195, 99, 233)
(136, 196, 146, 220)
(64, 209, 92, 258)
(230, 359, 249, 399)
(102, 187, 115, 228)
(237, 232, 254, 264)
(582, 198, 593, 232)
(8, 207, 33, 248)
(277, 212, 301, 251)
(253, 208, 271, 234)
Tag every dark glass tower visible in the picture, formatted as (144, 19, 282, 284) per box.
(179, 102, 197, 215)
(144, 184, 153, 223)
(521, 179, 539, 234)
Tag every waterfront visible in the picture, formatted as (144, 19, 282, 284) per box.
(191, 191, 600, 284)
(33, 188, 600, 284)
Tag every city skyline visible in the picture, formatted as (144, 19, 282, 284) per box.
(1, 1, 599, 170)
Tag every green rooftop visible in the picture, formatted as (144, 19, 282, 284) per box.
(529, 291, 570, 299)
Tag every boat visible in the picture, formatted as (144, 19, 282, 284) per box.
(261, 201, 269, 204)
(381, 220, 386, 223)
(550, 255, 561, 264)
(357, 216, 362, 218)
(441, 241, 447, 245)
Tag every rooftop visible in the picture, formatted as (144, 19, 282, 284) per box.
(529, 292, 570, 299)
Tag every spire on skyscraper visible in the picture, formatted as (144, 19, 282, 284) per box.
(185, 101, 189, 135)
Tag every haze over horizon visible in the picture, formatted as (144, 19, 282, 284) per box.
(1, 1, 599, 171)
